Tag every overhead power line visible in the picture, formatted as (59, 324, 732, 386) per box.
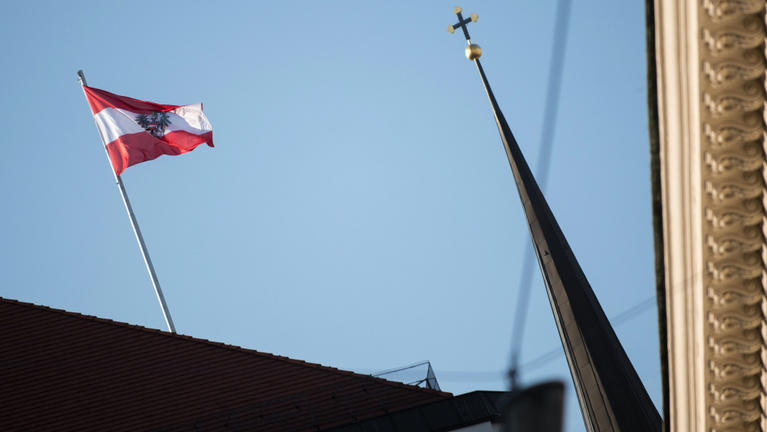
(437, 294, 657, 382)
(509, 0, 573, 387)
(356, 294, 656, 383)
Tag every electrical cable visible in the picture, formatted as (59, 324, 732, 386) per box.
(508, 0, 573, 388)
(517, 294, 656, 374)
(430, 293, 657, 382)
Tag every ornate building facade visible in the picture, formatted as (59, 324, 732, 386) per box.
(653, 1, 767, 430)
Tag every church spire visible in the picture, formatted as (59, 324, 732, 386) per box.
(448, 8, 661, 431)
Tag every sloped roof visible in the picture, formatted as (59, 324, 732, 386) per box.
(0, 297, 450, 431)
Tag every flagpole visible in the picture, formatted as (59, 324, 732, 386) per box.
(77, 70, 177, 334)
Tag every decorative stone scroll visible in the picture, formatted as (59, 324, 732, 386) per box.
(700, 1, 766, 431)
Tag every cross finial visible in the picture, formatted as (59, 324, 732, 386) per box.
(447, 7, 478, 42)
(447, 7, 481, 60)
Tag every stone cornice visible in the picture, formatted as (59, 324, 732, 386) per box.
(654, 0, 766, 430)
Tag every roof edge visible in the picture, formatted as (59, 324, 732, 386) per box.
(0, 296, 452, 399)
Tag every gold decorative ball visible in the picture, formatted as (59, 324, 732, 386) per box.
(465, 44, 482, 60)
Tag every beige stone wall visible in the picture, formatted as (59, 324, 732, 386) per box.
(655, 0, 766, 431)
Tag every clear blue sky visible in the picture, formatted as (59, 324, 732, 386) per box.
(0, 2, 658, 430)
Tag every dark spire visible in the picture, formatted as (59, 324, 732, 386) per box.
(448, 8, 662, 432)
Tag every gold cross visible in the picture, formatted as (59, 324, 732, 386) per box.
(447, 7, 478, 42)
(447, 7, 481, 60)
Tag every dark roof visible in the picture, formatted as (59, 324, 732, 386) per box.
(0, 297, 450, 431)
(326, 391, 506, 432)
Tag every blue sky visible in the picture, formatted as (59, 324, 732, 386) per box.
(0, 2, 658, 430)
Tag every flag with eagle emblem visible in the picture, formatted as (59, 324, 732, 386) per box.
(82, 86, 213, 175)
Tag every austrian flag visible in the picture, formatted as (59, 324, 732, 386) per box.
(82, 86, 213, 175)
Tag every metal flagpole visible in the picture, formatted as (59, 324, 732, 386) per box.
(77, 70, 177, 334)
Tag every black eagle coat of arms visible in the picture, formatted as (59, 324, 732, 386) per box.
(135, 112, 172, 138)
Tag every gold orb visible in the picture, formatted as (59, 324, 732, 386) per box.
(465, 44, 482, 60)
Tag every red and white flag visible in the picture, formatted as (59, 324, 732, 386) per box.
(82, 86, 213, 175)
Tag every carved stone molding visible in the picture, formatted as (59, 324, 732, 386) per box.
(700, 2, 765, 431)
(655, 0, 767, 430)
